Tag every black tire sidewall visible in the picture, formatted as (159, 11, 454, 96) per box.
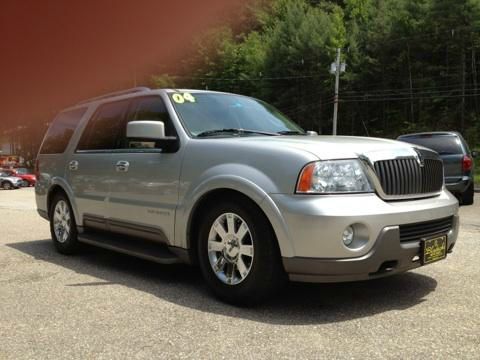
(461, 182, 474, 205)
(49, 193, 79, 254)
(197, 198, 283, 305)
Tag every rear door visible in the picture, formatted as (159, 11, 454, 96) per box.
(67, 100, 130, 229)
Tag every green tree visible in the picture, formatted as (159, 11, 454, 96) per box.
(150, 0, 480, 144)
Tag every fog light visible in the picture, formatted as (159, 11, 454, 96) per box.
(342, 226, 354, 246)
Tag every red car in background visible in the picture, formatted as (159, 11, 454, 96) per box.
(0, 168, 36, 187)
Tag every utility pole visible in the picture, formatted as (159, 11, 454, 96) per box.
(330, 48, 345, 135)
(460, 47, 466, 133)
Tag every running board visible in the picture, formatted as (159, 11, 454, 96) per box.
(78, 232, 181, 265)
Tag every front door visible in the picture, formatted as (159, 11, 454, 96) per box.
(106, 95, 183, 244)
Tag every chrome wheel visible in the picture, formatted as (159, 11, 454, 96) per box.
(208, 212, 254, 285)
(2, 182, 11, 190)
(53, 200, 71, 243)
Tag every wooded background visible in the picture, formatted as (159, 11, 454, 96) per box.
(153, 0, 480, 146)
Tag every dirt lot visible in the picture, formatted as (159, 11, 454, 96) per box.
(1, 188, 479, 359)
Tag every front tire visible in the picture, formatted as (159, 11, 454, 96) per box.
(1, 181, 12, 190)
(49, 193, 80, 254)
(197, 198, 284, 306)
(461, 182, 474, 205)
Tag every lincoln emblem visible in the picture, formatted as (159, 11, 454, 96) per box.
(414, 148, 425, 167)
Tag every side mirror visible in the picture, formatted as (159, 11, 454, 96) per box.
(471, 150, 478, 158)
(127, 121, 165, 139)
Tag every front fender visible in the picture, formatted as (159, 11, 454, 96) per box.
(174, 171, 295, 258)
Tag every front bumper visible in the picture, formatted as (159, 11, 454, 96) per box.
(283, 216, 459, 283)
(270, 190, 459, 282)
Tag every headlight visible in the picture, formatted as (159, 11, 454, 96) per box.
(296, 159, 373, 194)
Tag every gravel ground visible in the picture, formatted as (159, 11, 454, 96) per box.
(0, 188, 479, 359)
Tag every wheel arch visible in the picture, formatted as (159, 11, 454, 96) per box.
(46, 180, 80, 224)
(183, 184, 294, 264)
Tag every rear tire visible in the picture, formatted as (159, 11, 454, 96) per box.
(461, 182, 474, 206)
(197, 197, 285, 306)
(49, 193, 80, 255)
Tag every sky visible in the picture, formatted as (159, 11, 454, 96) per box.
(0, 0, 244, 132)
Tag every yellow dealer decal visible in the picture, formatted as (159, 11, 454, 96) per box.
(183, 92, 196, 102)
(172, 93, 185, 104)
(172, 92, 196, 104)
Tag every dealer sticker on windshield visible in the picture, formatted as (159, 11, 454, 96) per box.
(421, 235, 447, 265)
(172, 93, 196, 104)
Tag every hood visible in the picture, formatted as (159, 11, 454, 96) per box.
(237, 135, 427, 161)
(0, 175, 22, 182)
(20, 174, 36, 179)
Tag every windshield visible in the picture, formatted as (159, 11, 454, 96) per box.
(15, 168, 28, 174)
(169, 92, 304, 137)
(399, 135, 464, 155)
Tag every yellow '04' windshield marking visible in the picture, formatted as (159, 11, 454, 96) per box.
(172, 93, 196, 104)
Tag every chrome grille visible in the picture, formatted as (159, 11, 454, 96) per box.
(373, 158, 443, 196)
(399, 216, 453, 243)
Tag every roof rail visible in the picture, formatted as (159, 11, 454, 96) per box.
(77, 87, 151, 105)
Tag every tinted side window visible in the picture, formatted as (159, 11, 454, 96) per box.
(118, 96, 176, 149)
(40, 107, 87, 154)
(77, 100, 129, 150)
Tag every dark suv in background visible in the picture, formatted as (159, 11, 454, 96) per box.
(398, 132, 477, 205)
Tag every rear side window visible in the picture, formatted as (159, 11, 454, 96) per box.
(77, 100, 129, 151)
(40, 107, 87, 154)
(400, 135, 464, 155)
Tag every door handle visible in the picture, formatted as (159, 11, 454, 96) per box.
(115, 160, 130, 172)
(69, 160, 79, 171)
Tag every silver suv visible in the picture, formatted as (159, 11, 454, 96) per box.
(36, 87, 459, 305)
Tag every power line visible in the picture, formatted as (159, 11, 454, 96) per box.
(339, 92, 480, 103)
(168, 73, 331, 82)
(342, 82, 472, 94)
(340, 70, 478, 92)
(341, 87, 480, 99)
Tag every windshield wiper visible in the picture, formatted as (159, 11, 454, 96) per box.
(196, 128, 278, 137)
(277, 130, 305, 135)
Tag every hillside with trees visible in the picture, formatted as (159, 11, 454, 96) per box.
(152, 0, 480, 145)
